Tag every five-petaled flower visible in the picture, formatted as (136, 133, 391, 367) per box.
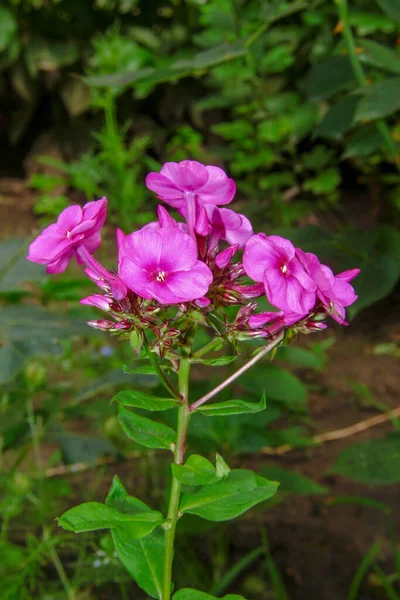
(27, 197, 107, 274)
(243, 234, 317, 314)
(118, 228, 213, 304)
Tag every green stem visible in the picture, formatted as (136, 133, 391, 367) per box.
(191, 337, 223, 360)
(162, 343, 192, 600)
(143, 335, 180, 400)
(44, 528, 75, 600)
(338, 0, 400, 169)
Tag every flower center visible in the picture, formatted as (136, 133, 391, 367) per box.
(155, 270, 167, 282)
(66, 230, 71, 238)
(281, 264, 288, 275)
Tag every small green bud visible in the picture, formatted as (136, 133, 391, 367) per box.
(129, 330, 144, 356)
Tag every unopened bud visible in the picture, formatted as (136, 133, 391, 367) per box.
(113, 320, 132, 331)
(129, 329, 144, 355)
(167, 328, 181, 338)
(87, 319, 114, 330)
(215, 244, 239, 269)
(81, 294, 112, 312)
(194, 296, 211, 308)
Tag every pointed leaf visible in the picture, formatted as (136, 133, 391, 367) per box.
(113, 390, 179, 411)
(173, 591, 247, 600)
(193, 356, 238, 367)
(180, 469, 278, 521)
(330, 433, 400, 484)
(58, 502, 163, 537)
(118, 405, 176, 450)
(172, 455, 216, 485)
(315, 95, 359, 139)
(195, 393, 266, 417)
(305, 56, 355, 100)
(106, 477, 164, 598)
(358, 40, 400, 74)
(355, 78, 400, 121)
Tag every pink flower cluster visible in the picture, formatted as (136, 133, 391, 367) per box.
(27, 160, 360, 339)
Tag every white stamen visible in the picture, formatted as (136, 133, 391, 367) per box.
(156, 271, 166, 282)
(66, 230, 71, 238)
(281, 264, 288, 274)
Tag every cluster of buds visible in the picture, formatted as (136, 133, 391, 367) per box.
(27, 160, 360, 363)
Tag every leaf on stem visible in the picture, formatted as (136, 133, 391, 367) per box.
(113, 390, 179, 411)
(106, 477, 165, 599)
(173, 589, 248, 600)
(180, 469, 278, 521)
(57, 501, 163, 538)
(172, 455, 217, 485)
(194, 393, 266, 417)
(118, 405, 176, 450)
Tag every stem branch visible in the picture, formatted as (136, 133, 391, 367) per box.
(189, 333, 284, 412)
(143, 335, 180, 400)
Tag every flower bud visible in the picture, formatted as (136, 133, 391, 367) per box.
(81, 294, 112, 312)
(194, 296, 211, 308)
(215, 244, 239, 269)
(129, 329, 144, 355)
(87, 319, 114, 330)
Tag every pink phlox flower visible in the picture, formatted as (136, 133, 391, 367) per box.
(146, 161, 235, 240)
(205, 205, 253, 251)
(249, 310, 305, 330)
(243, 234, 316, 314)
(118, 228, 213, 304)
(296, 249, 360, 324)
(27, 197, 107, 274)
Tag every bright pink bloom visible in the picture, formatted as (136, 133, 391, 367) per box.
(243, 234, 316, 314)
(205, 205, 253, 251)
(146, 161, 235, 239)
(27, 197, 107, 274)
(296, 249, 359, 324)
(118, 228, 213, 304)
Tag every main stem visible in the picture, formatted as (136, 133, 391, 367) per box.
(162, 343, 192, 600)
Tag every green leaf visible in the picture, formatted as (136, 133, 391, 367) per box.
(105, 477, 164, 598)
(343, 124, 383, 158)
(118, 405, 176, 450)
(58, 502, 163, 537)
(305, 56, 355, 100)
(358, 40, 400, 74)
(0, 7, 17, 53)
(173, 589, 247, 600)
(315, 95, 359, 139)
(180, 469, 278, 521)
(330, 433, 400, 484)
(172, 455, 216, 485)
(195, 393, 266, 417)
(0, 238, 46, 293)
(303, 168, 341, 195)
(376, 0, 400, 22)
(355, 78, 400, 121)
(113, 390, 179, 411)
(276, 346, 324, 370)
(194, 356, 238, 367)
(241, 364, 307, 411)
(261, 466, 328, 495)
(113, 529, 164, 598)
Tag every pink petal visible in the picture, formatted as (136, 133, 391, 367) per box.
(157, 205, 177, 228)
(57, 205, 83, 233)
(46, 250, 74, 274)
(336, 268, 360, 283)
(198, 165, 236, 205)
(215, 244, 239, 269)
(157, 229, 198, 272)
(164, 261, 213, 301)
(118, 257, 153, 299)
(80, 294, 112, 311)
(289, 258, 317, 292)
(330, 278, 358, 307)
(249, 311, 283, 328)
(145, 173, 184, 205)
(162, 161, 209, 191)
(224, 213, 253, 248)
(268, 235, 296, 262)
(122, 230, 163, 270)
(243, 234, 281, 282)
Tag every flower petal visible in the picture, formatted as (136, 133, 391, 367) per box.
(243, 234, 281, 282)
(165, 261, 213, 301)
(198, 165, 236, 204)
(118, 257, 153, 299)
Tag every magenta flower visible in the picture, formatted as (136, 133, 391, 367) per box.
(27, 197, 107, 274)
(296, 249, 360, 324)
(81, 294, 113, 312)
(145, 161, 235, 239)
(243, 234, 317, 314)
(205, 205, 253, 251)
(118, 228, 213, 304)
